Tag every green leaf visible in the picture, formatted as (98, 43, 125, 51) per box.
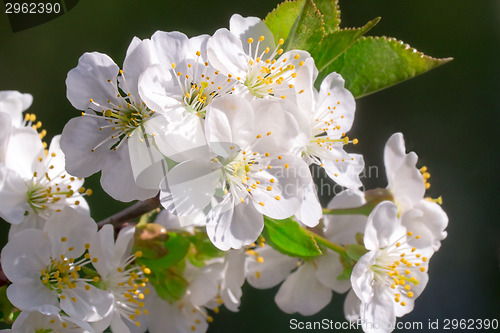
(311, 17, 380, 72)
(322, 36, 452, 98)
(283, 0, 325, 53)
(313, 0, 340, 33)
(138, 232, 190, 271)
(263, 217, 322, 258)
(264, 0, 305, 44)
(345, 244, 368, 261)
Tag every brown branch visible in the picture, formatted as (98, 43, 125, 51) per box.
(97, 193, 161, 228)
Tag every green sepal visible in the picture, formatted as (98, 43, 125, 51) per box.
(186, 232, 225, 268)
(137, 232, 190, 271)
(282, 0, 325, 53)
(150, 262, 189, 302)
(264, 0, 305, 44)
(263, 216, 322, 258)
(336, 266, 353, 281)
(345, 244, 368, 261)
(323, 36, 452, 98)
(312, 17, 380, 72)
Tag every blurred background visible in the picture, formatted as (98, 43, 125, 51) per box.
(0, 0, 498, 332)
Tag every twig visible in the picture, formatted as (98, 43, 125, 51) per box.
(97, 193, 161, 228)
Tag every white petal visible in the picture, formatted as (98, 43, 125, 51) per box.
(60, 115, 113, 178)
(146, 114, 207, 161)
(251, 99, 302, 155)
(100, 143, 159, 202)
(61, 284, 113, 322)
(384, 133, 425, 211)
(66, 52, 121, 110)
(219, 250, 246, 311)
(383, 132, 406, 180)
(251, 156, 310, 220)
(317, 72, 355, 133)
(1, 229, 51, 283)
(0, 113, 12, 162)
(128, 127, 168, 190)
(138, 64, 183, 119)
(315, 252, 351, 293)
(363, 201, 399, 250)
(246, 246, 298, 289)
(295, 180, 322, 227)
(320, 148, 364, 189)
(7, 283, 59, 315)
(390, 151, 425, 211)
(43, 206, 97, 259)
(406, 200, 448, 252)
(205, 95, 255, 150)
(89, 225, 116, 277)
(0, 167, 30, 224)
(350, 250, 377, 304)
(160, 159, 220, 216)
(207, 28, 248, 78)
(324, 189, 367, 244)
(275, 263, 332, 316)
(151, 31, 190, 69)
(0, 90, 33, 127)
(206, 198, 263, 250)
(344, 289, 361, 322)
(4, 126, 43, 178)
(122, 37, 156, 102)
(229, 14, 276, 54)
(360, 283, 396, 333)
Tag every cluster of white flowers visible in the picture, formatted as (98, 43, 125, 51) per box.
(0, 13, 448, 333)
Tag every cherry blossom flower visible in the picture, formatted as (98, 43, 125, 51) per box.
(207, 14, 314, 101)
(292, 73, 364, 189)
(61, 38, 168, 201)
(347, 201, 440, 333)
(89, 225, 151, 332)
(1, 207, 113, 323)
(0, 129, 89, 236)
(2, 310, 94, 333)
(161, 95, 318, 250)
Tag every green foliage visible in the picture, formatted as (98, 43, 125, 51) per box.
(263, 217, 322, 258)
(0, 286, 17, 324)
(313, 0, 340, 33)
(282, 0, 325, 52)
(311, 18, 380, 72)
(322, 37, 452, 97)
(136, 229, 224, 302)
(265, 0, 451, 99)
(264, 0, 305, 44)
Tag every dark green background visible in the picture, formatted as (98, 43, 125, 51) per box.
(0, 0, 498, 332)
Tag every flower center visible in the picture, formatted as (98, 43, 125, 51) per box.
(99, 251, 151, 328)
(26, 152, 90, 218)
(243, 36, 304, 99)
(88, 99, 154, 152)
(370, 231, 428, 307)
(171, 51, 236, 117)
(40, 241, 98, 300)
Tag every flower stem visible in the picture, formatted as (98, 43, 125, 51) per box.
(304, 229, 348, 259)
(97, 193, 161, 228)
(322, 202, 374, 216)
